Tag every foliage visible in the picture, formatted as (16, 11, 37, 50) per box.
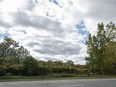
(86, 22, 116, 75)
(66, 60, 74, 66)
(0, 37, 29, 66)
(21, 56, 38, 76)
(0, 65, 22, 76)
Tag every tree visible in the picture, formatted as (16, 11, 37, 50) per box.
(66, 60, 74, 66)
(86, 34, 97, 74)
(86, 22, 116, 75)
(104, 42, 116, 74)
(21, 56, 38, 75)
(0, 37, 30, 66)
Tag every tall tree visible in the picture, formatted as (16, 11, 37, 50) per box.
(0, 37, 30, 66)
(104, 42, 116, 74)
(86, 22, 116, 75)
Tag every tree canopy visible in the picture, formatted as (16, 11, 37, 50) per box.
(0, 37, 30, 66)
(86, 22, 116, 75)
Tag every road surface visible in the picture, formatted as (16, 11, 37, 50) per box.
(0, 79, 116, 87)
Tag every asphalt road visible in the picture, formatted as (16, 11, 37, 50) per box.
(0, 79, 116, 87)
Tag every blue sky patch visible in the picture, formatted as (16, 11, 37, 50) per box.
(75, 21, 89, 44)
(76, 21, 86, 35)
(0, 33, 10, 37)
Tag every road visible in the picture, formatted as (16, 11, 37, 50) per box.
(0, 79, 116, 87)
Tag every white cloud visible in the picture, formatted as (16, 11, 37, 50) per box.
(77, 0, 116, 35)
(0, 0, 115, 64)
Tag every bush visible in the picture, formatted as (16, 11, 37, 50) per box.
(0, 68, 6, 76)
(36, 67, 50, 75)
(21, 56, 38, 76)
(0, 65, 23, 76)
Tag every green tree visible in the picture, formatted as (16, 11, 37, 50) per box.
(86, 22, 116, 75)
(0, 37, 29, 66)
(21, 56, 38, 75)
(86, 34, 96, 74)
(104, 42, 116, 74)
(66, 60, 74, 66)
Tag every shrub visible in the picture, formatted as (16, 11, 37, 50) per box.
(21, 56, 38, 76)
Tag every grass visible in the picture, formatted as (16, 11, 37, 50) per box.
(0, 74, 116, 81)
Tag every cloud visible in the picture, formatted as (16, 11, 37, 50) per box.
(0, 0, 3, 2)
(83, 0, 116, 21)
(77, 0, 116, 34)
(12, 10, 83, 59)
(0, 0, 115, 64)
(13, 11, 62, 32)
(0, 20, 12, 28)
(24, 0, 36, 11)
(33, 39, 81, 55)
(11, 10, 84, 64)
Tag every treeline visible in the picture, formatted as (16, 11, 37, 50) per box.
(0, 37, 86, 76)
(86, 22, 116, 75)
(1, 22, 115, 76)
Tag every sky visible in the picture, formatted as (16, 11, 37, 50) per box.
(0, 0, 116, 64)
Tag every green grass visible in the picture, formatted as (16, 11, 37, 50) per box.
(0, 74, 116, 81)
